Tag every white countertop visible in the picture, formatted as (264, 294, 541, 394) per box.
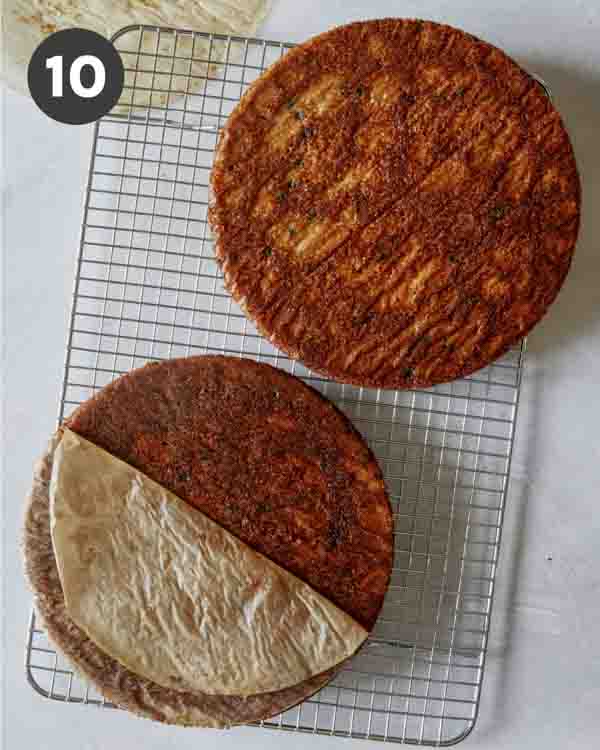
(3, 1, 600, 748)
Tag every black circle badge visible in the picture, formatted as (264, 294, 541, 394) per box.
(28, 28, 124, 125)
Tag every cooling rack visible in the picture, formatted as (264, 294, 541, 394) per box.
(25, 25, 527, 746)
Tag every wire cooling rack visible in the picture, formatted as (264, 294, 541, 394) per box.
(25, 25, 528, 746)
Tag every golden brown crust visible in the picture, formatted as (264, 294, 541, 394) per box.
(209, 19, 581, 389)
(24, 356, 392, 726)
(66, 356, 393, 632)
(22, 434, 336, 727)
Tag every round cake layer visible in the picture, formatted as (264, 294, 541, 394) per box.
(209, 19, 580, 388)
(66, 356, 393, 631)
(24, 355, 393, 726)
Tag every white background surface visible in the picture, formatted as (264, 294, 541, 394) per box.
(3, 1, 600, 748)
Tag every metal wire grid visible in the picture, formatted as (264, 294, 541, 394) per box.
(25, 26, 526, 746)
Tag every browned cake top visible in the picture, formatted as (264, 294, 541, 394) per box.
(66, 355, 393, 631)
(209, 19, 581, 388)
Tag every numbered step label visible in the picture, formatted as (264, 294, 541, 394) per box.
(28, 29, 124, 124)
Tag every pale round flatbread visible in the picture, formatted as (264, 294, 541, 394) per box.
(4, 1, 272, 109)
